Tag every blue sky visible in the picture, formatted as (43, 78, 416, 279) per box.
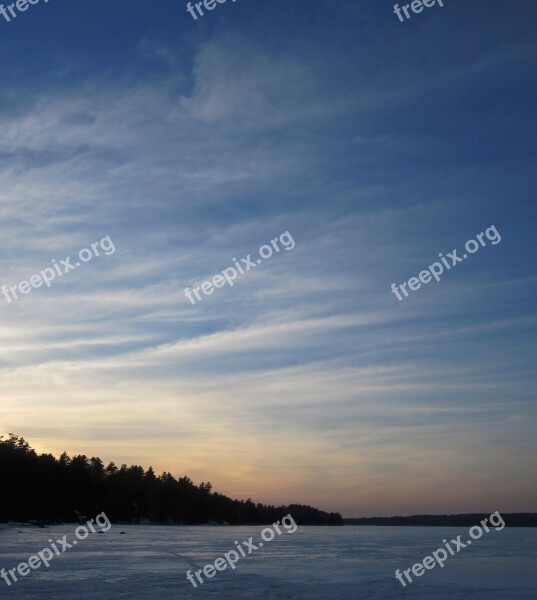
(0, 0, 536, 516)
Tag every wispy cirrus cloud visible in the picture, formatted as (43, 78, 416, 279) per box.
(1, 9, 536, 516)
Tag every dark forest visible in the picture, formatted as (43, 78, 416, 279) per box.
(0, 434, 342, 526)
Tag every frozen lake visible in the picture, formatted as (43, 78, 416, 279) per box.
(0, 524, 536, 599)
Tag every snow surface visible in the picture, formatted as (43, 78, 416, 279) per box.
(0, 524, 535, 599)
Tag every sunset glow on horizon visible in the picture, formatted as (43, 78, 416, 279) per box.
(1, 0, 536, 520)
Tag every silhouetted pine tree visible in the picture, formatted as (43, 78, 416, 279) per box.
(0, 434, 343, 526)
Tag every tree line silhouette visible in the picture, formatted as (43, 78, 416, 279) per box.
(344, 514, 537, 527)
(0, 434, 342, 526)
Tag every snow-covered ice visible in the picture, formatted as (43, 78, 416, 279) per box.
(0, 524, 535, 599)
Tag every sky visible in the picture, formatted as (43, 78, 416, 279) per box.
(0, 0, 536, 517)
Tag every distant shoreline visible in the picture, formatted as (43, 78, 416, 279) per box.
(344, 513, 537, 527)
